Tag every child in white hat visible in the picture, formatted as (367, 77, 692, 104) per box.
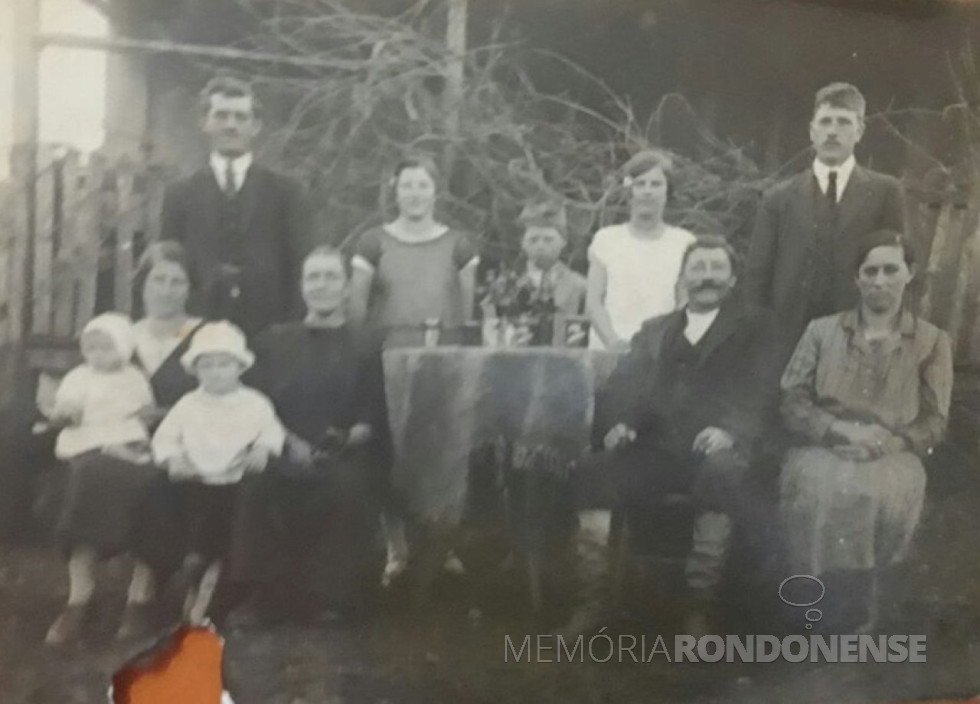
(45, 312, 159, 646)
(152, 321, 285, 623)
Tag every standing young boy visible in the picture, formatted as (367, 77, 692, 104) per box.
(518, 199, 586, 318)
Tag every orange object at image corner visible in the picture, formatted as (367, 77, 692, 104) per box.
(110, 623, 227, 704)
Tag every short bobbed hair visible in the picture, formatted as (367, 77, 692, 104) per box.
(134, 241, 195, 292)
(622, 149, 675, 182)
(131, 240, 195, 318)
(391, 154, 441, 188)
(621, 149, 676, 202)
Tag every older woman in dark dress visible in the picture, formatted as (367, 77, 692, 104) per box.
(779, 229, 953, 632)
(237, 246, 388, 620)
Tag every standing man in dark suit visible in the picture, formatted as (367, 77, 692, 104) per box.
(743, 82, 907, 357)
(160, 76, 313, 337)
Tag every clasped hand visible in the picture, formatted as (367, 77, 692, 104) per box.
(829, 420, 905, 460)
(692, 427, 735, 456)
(286, 424, 373, 466)
(603, 423, 637, 450)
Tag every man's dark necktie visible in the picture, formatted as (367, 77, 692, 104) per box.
(223, 159, 237, 198)
(826, 170, 838, 206)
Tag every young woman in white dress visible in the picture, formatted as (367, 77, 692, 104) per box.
(586, 149, 696, 351)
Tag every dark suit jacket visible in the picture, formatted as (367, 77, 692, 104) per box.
(742, 165, 906, 349)
(160, 163, 313, 336)
(597, 300, 779, 456)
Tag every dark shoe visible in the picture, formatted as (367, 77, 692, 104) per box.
(45, 604, 88, 646)
(116, 602, 154, 641)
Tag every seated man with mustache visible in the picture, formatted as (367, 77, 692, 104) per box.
(567, 235, 780, 637)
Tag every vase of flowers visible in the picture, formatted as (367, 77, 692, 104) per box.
(479, 269, 558, 347)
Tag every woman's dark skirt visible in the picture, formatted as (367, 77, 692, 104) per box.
(39, 451, 162, 557)
(233, 452, 385, 611)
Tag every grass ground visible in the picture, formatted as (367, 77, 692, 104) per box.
(2, 444, 980, 704)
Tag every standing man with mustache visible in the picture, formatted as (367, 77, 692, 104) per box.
(743, 82, 907, 359)
(160, 76, 314, 337)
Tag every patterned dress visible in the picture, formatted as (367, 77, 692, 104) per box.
(779, 309, 953, 574)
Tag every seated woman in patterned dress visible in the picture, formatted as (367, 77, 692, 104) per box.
(779, 229, 953, 632)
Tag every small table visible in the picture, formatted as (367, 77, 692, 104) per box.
(383, 346, 620, 523)
(382, 346, 620, 606)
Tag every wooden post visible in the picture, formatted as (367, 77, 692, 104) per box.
(444, 0, 467, 138)
(0, 184, 14, 349)
(31, 147, 56, 336)
(442, 0, 468, 185)
(73, 155, 105, 334)
(12, 0, 39, 342)
(114, 160, 137, 314)
(53, 151, 82, 337)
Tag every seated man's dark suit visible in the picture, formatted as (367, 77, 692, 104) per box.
(595, 300, 779, 520)
(160, 163, 313, 337)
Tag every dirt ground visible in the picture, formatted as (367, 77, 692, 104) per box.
(3, 443, 980, 704)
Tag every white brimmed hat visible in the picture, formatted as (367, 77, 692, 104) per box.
(82, 312, 135, 361)
(180, 321, 255, 372)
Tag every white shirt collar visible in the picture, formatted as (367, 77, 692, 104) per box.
(526, 261, 561, 287)
(209, 152, 253, 193)
(683, 306, 720, 345)
(812, 154, 856, 203)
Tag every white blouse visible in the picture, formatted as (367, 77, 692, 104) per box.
(588, 223, 696, 348)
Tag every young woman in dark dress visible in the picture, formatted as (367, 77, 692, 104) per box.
(42, 242, 204, 645)
(123, 242, 206, 637)
(131, 242, 205, 410)
(233, 246, 389, 621)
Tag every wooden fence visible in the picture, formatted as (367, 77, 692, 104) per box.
(0, 147, 171, 405)
(909, 179, 980, 369)
(0, 147, 171, 344)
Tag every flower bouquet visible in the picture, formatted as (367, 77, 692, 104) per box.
(479, 268, 557, 347)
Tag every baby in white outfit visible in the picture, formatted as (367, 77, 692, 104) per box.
(53, 312, 154, 464)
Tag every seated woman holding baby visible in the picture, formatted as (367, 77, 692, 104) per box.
(42, 242, 205, 646)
